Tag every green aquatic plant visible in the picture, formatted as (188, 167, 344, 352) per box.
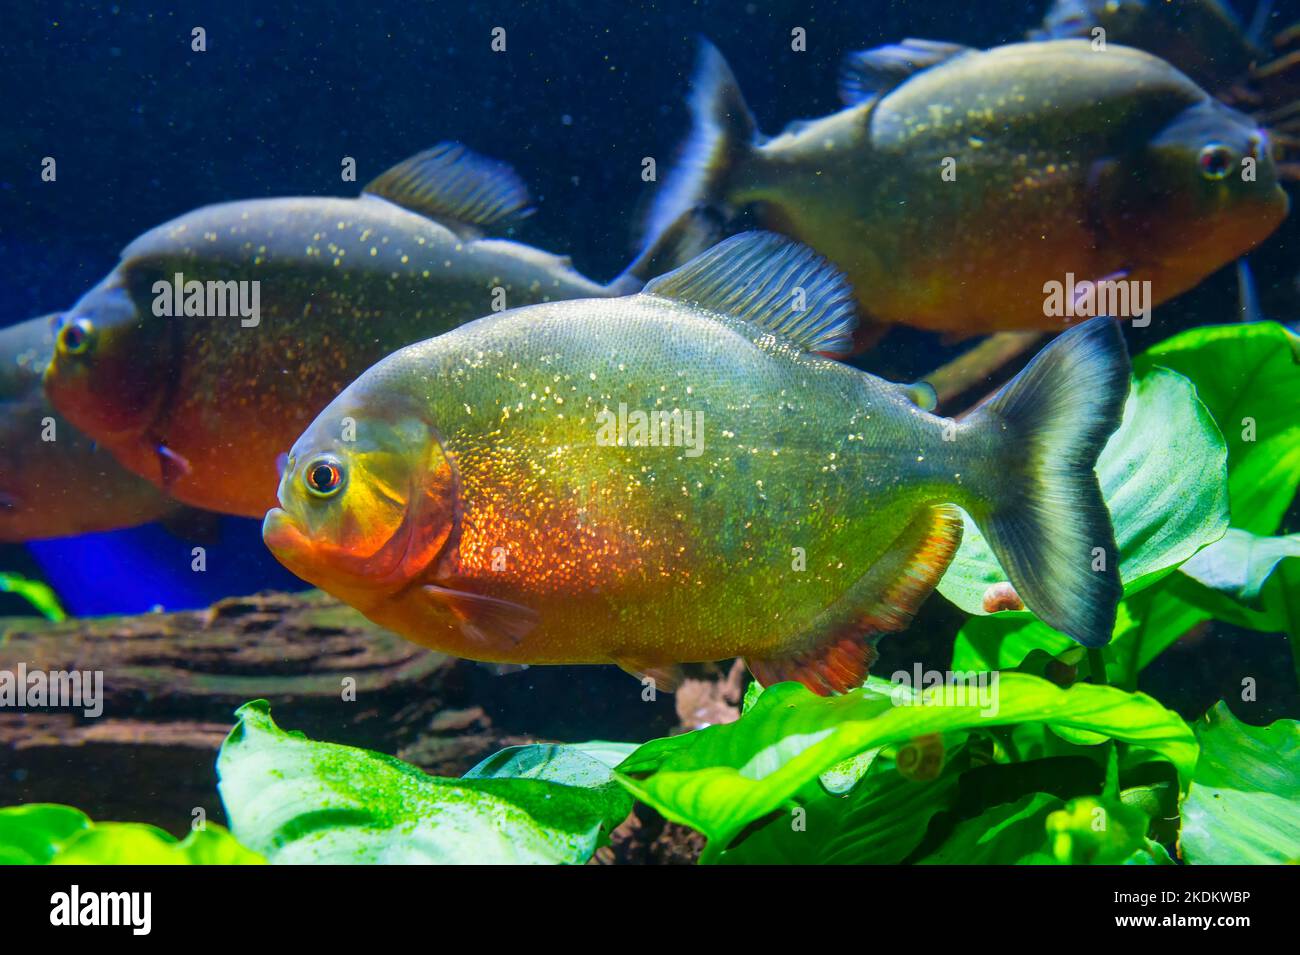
(1179, 702, 1300, 864)
(616, 674, 1197, 862)
(0, 321, 1296, 865)
(216, 701, 632, 864)
(10, 684, 1291, 865)
(0, 572, 67, 622)
(1135, 322, 1300, 536)
(0, 804, 261, 864)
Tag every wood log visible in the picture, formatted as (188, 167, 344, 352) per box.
(0, 591, 467, 831)
(0, 589, 697, 857)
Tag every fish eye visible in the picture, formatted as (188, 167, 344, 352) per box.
(1198, 143, 1234, 181)
(304, 456, 345, 498)
(57, 318, 95, 356)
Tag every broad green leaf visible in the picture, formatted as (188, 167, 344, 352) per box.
(951, 616, 1074, 673)
(615, 674, 1196, 857)
(940, 368, 1228, 616)
(819, 747, 882, 795)
(1135, 321, 1300, 534)
(1081, 368, 1229, 592)
(562, 741, 641, 771)
(1104, 586, 1211, 689)
(52, 823, 264, 865)
(1180, 702, 1300, 864)
(952, 588, 1212, 688)
(1125, 840, 1176, 865)
(0, 804, 262, 864)
(717, 752, 962, 864)
(917, 792, 1152, 865)
(1171, 529, 1300, 685)
(918, 792, 1062, 864)
(1179, 529, 1300, 606)
(463, 742, 638, 822)
(0, 804, 89, 864)
(218, 701, 632, 864)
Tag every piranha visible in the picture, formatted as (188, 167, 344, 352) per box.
(0, 315, 183, 541)
(1030, 0, 1300, 171)
(263, 233, 1130, 695)
(43, 143, 701, 518)
(644, 39, 1289, 338)
(1030, 0, 1267, 92)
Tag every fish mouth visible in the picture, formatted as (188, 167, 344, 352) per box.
(262, 507, 313, 571)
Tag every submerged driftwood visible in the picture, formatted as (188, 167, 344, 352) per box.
(0, 592, 529, 832)
(0, 589, 699, 859)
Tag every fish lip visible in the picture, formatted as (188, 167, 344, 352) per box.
(262, 504, 407, 609)
(262, 507, 310, 564)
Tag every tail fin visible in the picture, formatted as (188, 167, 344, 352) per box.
(963, 317, 1130, 647)
(642, 40, 756, 255)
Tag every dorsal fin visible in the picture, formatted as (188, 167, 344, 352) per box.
(363, 142, 534, 234)
(838, 39, 972, 105)
(642, 232, 858, 356)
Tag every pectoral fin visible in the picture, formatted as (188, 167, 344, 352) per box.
(478, 661, 530, 675)
(615, 206, 724, 292)
(613, 659, 686, 693)
(421, 584, 539, 653)
(156, 443, 192, 488)
(1237, 259, 1264, 323)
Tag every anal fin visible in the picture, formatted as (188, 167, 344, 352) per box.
(746, 637, 880, 699)
(746, 505, 964, 696)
